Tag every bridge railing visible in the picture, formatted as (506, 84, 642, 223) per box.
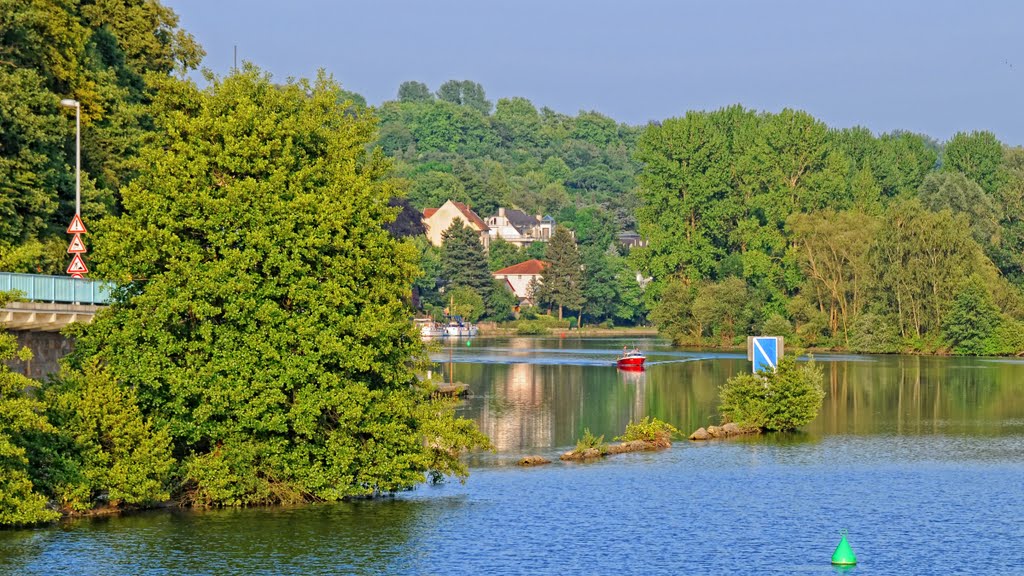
(0, 272, 114, 305)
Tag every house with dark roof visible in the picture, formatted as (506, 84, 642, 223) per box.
(422, 200, 490, 248)
(493, 259, 547, 305)
(485, 208, 555, 247)
(617, 231, 648, 250)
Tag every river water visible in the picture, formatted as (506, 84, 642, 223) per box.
(3, 337, 1023, 575)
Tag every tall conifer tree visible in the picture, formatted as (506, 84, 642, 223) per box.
(441, 221, 492, 296)
(539, 225, 584, 320)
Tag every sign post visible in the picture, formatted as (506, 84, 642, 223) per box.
(66, 214, 88, 278)
(747, 336, 783, 373)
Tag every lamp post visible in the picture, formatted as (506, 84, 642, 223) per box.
(59, 98, 80, 215)
(60, 98, 88, 280)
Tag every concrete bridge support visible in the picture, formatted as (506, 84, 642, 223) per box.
(1, 302, 98, 380)
(5, 330, 74, 380)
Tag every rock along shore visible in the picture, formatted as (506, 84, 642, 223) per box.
(688, 423, 760, 441)
(559, 436, 672, 462)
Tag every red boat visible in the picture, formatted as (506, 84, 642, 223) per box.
(616, 349, 646, 369)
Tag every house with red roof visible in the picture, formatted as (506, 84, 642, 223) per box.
(422, 200, 489, 248)
(493, 259, 547, 306)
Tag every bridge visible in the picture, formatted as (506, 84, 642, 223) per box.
(1, 272, 114, 379)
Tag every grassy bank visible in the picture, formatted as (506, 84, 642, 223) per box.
(477, 319, 659, 338)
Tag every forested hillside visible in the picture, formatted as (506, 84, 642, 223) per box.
(634, 108, 1024, 354)
(376, 80, 647, 327)
(368, 81, 1023, 353)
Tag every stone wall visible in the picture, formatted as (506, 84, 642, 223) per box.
(4, 330, 73, 380)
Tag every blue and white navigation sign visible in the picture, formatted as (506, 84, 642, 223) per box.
(748, 336, 783, 373)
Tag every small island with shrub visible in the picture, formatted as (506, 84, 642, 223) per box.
(561, 417, 678, 461)
(690, 355, 825, 440)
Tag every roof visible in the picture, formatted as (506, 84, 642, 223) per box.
(493, 259, 547, 276)
(503, 209, 539, 232)
(449, 200, 488, 231)
(422, 200, 489, 231)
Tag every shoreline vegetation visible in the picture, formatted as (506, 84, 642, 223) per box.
(476, 324, 1024, 357)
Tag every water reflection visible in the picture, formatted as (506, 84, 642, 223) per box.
(0, 499, 436, 575)
(440, 337, 1024, 452)
(475, 362, 552, 450)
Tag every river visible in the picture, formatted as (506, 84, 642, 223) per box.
(2, 337, 1023, 575)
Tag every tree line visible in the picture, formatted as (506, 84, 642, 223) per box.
(636, 107, 1024, 354)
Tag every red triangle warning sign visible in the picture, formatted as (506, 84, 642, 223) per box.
(67, 213, 88, 234)
(66, 253, 89, 275)
(70, 273, 84, 279)
(67, 234, 87, 254)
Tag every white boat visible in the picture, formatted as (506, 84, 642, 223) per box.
(444, 318, 478, 338)
(415, 317, 447, 338)
(415, 317, 477, 338)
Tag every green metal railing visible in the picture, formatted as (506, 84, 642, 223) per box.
(0, 272, 113, 305)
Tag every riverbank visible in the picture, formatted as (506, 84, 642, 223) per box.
(663, 337, 1024, 358)
(476, 322, 659, 337)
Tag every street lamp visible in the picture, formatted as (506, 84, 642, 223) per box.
(60, 98, 80, 215)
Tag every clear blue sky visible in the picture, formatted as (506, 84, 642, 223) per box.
(167, 0, 1024, 144)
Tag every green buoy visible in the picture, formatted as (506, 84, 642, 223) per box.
(466, 340, 471, 347)
(831, 530, 857, 566)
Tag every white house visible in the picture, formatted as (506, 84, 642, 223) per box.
(422, 200, 490, 248)
(492, 259, 547, 306)
(485, 208, 555, 247)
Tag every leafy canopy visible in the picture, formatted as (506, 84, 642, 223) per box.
(69, 66, 488, 506)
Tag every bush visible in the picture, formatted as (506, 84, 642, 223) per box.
(36, 362, 174, 512)
(760, 313, 794, 340)
(574, 428, 608, 455)
(513, 314, 570, 335)
(614, 417, 679, 443)
(847, 312, 901, 353)
(985, 318, 1024, 355)
(943, 275, 1001, 355)
(718, 355, 825, 431)
(515, 320, 550, 335)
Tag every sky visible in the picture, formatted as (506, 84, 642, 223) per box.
(166, 0, 1024, 145)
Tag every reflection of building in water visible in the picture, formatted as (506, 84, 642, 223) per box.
(476, 362, 552, 451)
(619, 369, 647, 422)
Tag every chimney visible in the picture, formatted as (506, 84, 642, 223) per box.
(498, 207, 505, 218)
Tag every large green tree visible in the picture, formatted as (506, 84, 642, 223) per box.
(69, 67, 488, 506)
(492, 97, 543, 148)
(634, 111, 732, 282)
(440, 220, 492, 296)
(538, 225, 584, 320)
(788, 210, 878, 345)
(397, 80, 433, 103)
(436, 79, 492, 115)
(869, 200, 983, 338)
(942, 130, 1005, 195)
